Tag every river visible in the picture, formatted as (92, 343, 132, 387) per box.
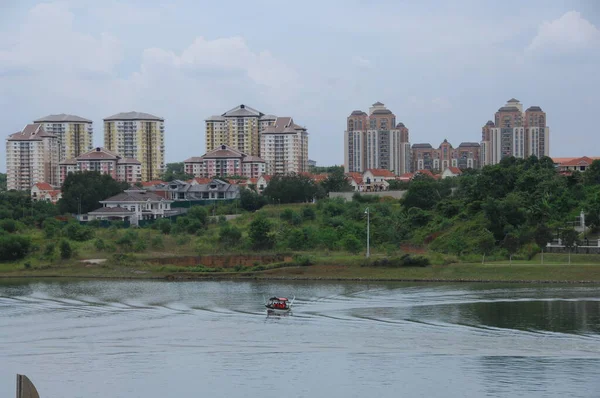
(1, 280, 599, 397)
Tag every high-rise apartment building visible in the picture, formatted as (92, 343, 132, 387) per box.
(205, 105, 275, 157)
(412, 140, 481, 172)
(481, 99, 549, 165)
(260, 117, 309, 175)
(104, 112, 165, 181)
(33, 114, 93, 162)
(344, 102, 411, 175)
(58, 147, 142, 186)
(184, 145, 266, 179)
(6, 124, 59, 190)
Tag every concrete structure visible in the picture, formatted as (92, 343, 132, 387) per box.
(344, 102, 411, 175)
(6, 124, 59, 190)
(412, 140, 481, 172)
(205, 104, 275, 157)
(31, 182, 62, 203)
(183, 144, 266, 178)
(84, 189, 173, 225)
(260, 117, 309, 175)
(148, 179, 240, 201)
(33, 114, 93, 162)
(103, 112, 165, 181)
(481, 99, 550, 165)
(58, 147, 142, 185)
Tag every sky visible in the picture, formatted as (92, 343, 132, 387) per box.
(1, 0, 599, 172)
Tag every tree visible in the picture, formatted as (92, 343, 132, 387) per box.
(321, 168, 353, 194)
(562, 229, 578, 265)
(583, 160, 600, 185)
(161, 162, 194, 182)
(240, 189, 267, 212)
(0, 172, 6, 191)
(343, 235, 362, 254)
(187, 206, 208, 226)
(58, 172, 129, 214)
(157, 218, 172, 234)
(534, 224, 554, 264)
(503, 233, 520, 264)
(402, 175, 451, 210)
(219, 224, 242, 246)
(60, 240, 72, 259)
(0, 235, 31, 261)
(263, 174, 319, 203)
(248, 217, 274, 250)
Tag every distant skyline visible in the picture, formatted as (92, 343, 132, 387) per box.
(1, 0, 600, 172)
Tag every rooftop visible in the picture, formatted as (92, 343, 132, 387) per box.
(350, 110, 367, 116)
(412, 143, 433, 149)
(101, 190, 170, 203)
(77, 147, 119, 161)
(371, 109, 392, 115)
(498, 106, 521, 112)
(526, 106, 543, 112)
(104, 111, 163, 121)
(34, 114, 92, 123)
(507, 98, 520, 103)
(222, 104, 263, 118)
(7, 124, 56, 141)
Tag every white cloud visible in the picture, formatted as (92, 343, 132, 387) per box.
(527, 11, 600, 55)
(0, 2, 123, 77)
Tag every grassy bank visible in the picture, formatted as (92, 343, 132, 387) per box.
(2, 252, 600, 283)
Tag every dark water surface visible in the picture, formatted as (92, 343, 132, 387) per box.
(1, 280, 599, 397)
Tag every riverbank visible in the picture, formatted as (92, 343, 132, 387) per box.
(2, 253, 600, 283)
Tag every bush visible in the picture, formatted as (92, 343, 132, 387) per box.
(364, 254, 430, 268)
(0, 235, 31, 261)
(219, 225, 242, 246)
(157, 218, 172, 235)
(293, 254, 314, 266)
(291, 213, 303, 226)
(44, 242, 56, 257)
(42, 218, 61, 238)
(64, 223, 94, 242)
(0, 219, 17, 233)
(151, 235, 164, 249)
(343, 235, 362, 254)
(302, 206, 316, 221)
(116, 230, 138, 247)
(94, 238, 106, 251)
(59, 240, 72, 259)
(176, 235, 191, 246)
(134, 239, 147, 252)
(281, 209, 295, 221)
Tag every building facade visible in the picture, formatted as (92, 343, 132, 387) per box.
(411, 140, 481, 172)
(260, 117, 309, 175)
(184, 145, 266, 179)
(33, 114, 93, 162)
(84, 189, 174, 225)
(481, 99, 550, 166)
(205, 105, 276, 157)
(344, 102, 411, 175)
(103, 112, 165, 181)
(6, 124, 59, 190)
(58, 147, 142, 185)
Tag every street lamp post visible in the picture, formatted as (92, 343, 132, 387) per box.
(365, 207, 370, 258)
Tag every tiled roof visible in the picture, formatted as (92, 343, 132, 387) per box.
(184, 156, 204, 163)
(101, 190, 169, 203)
(366, 168, 396, 178)
(34, 114, 92, 123)
(498, 106, 521, 112)
(555, 156, 600, 167)
(396, 122, 406, 128)
(33, 182, 53, 191)
(140, 180, 166, 187)
(206, 115, 226, 122)
(346, 172, 363, 184)
(350, 110, 367, 116)
(507, 98, 520, 103)
(221, 104, 263, 118)
(458, 142, 480, 147)
(203, 145, 245, 159)
(89, 206, 134, 214)
(446, 166, 463, 175)
(7, 124, 56, 141)
(412, 143, 433, 149)
(117, 158, 141, 164)
(397, 173, 414, 181)
(104, 111, 163, 121)
(485, 120, 495, 126)
(77, 147, 119, 160)
(372, 101, 384, 106)
(371, 109, 392, 115)
(242, 155, 266, 163)
(260, 114, 277, 120)
(526, 106, 543, 112)
(262, 117, 293, 134)
(60, 158, 77, 165)
(190, 177, 212, 185)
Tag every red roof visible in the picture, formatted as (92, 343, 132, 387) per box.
(397, 173, 414, 181)
(248, 178, 258, 184)
(346, 172, 363, 184)
(415, 169, 440, 179)
(366, 168, 396, 178)
(33, 182, 53, 191)
(190, 177, 212, 185)
(141, 180, 166, 187)
(446, 166, 462, 175)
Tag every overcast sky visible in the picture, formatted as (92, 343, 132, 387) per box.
(1, 0, 599, 171)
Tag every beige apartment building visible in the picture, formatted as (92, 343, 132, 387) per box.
(6, 124, 59, 190)
(481, 98, 550, 166)
(104, 112, 165, 182)
(205, 104, 276, 157)
(33, 114, 93, 162)
(344, 102, 411, 175)
(260, 117, 309, 175)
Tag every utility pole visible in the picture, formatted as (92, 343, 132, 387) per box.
(365, 207, 370, 258)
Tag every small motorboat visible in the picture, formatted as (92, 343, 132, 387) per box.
(265, 296, 294, 314)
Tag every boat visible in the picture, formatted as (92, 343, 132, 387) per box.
(265, 296, 294, 314)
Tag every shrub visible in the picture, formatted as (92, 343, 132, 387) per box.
(42, 218, 61, 238)
(218, 215, 227, 225)
(59, 240, 72, 259)
(151, 235, 164, 249)
(281, 209, 295, 221)
(293, 254, 314, 266)
(291, 213, 303, 226)
(364, 254, 430, 268)
(176, 235, 191, 246)
(343, 235, 362, 254)
(44, 242, 56, 257)
(157, 218, 172, 235)
(64, 223, 94, 242)
(0, 219, 17, 233)
(302, 206, 316, 221)
(219, 225, 242, 246)
(0, 235, 31, 261)
(116, 230, 138, 247)
(94, 238, 106, 251)
(134, 239, 147, 252)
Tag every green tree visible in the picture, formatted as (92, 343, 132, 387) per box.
(583, 160, 600, 185)
(59, 171, 129, 214)
(534, 224, 554, 251)
(249, 217, 274, 250)
(59, 240, 72, 259)
(161, 162, 194, 182)
(157, 218, 172, 234)
(0, 172, 6, 191)
(321, 167, 353, 193)
(263, 174, 319, 203)
(562, 229, 578, 249)
(187, 206, 208, 226)
(240, 189, 267, 212)
(343, 235, 362, 254)
(219, 224, 242, 246)
(0, 235, 31, 261)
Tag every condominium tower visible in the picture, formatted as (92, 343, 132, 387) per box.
(103, 112, 165, 181)
(481, 98, 550, 166)
(344, 102, 411, 175)
(205, 104, 275, 157)
(260, 117, 309, 175)
(33, 114, 93, 162)
(6, 124, 59, 190)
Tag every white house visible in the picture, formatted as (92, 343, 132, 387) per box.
(441, 166, 463, 179)
(84, 189, 174, 225)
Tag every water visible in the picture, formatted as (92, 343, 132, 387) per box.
(1, 280, 600, 398)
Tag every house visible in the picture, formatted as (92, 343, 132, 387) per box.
(346, 172, 364, 191)
(256, 175, 272, 194)
(441, 166, 463, 179)
(83, 189, 174, 225)
(362, 169, 396, 191)
(148, 179, 240, 201)
(413, 169, 440, 180)
(553, 157, 600, 174)
(31, 182, 62, 203)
